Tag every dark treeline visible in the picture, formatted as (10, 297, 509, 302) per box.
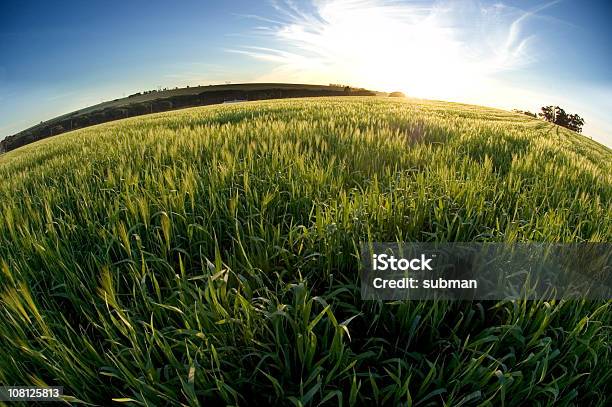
(0, 86, 376, 153)
(512, 105, 585, 133)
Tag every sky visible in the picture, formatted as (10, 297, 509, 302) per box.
(1, 0, 611, 146)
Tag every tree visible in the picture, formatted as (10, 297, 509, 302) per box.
(566, 113, 585, 133)
(538, 105, 584, 133)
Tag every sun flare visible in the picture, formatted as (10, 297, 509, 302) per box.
(239, 0, 540, 102)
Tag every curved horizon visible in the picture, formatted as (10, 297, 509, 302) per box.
(1, 0, 612, 146)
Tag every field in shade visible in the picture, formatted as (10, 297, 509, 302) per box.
(0, 97, 610, 405)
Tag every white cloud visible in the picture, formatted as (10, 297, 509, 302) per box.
(236, 0, 550, 94)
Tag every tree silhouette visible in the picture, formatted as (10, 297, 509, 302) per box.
(538, 106, 584, 133)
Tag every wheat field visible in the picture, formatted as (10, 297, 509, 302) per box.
(0, 97, 610, 405)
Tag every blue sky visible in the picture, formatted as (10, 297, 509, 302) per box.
(1, 0, 611, 146)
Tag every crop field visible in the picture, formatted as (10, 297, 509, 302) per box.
(0, 97, 610, 405)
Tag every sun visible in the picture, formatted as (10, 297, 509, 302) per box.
(239, 0, 534, 105)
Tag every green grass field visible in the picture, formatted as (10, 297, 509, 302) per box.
(0, 97, 610, 406)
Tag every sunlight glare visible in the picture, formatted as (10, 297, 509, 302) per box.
(241, 0, 538, 102)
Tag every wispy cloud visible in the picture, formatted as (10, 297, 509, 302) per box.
(233, 0, 559, 98)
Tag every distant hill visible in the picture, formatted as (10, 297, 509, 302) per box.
(0, 83, 379, 153)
